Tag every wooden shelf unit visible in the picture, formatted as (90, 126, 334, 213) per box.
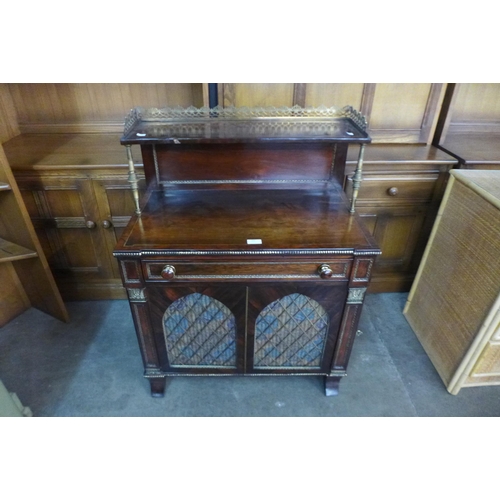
(0, 142, 68, 326)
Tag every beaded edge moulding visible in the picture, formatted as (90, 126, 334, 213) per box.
(123, 105, 368, 136)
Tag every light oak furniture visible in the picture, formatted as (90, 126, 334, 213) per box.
(435, 83, 500, 171)
(0, 144, 68, 326)
(4, 134, 145, 300)
(114, 106, 380, 397)
(404, 170, 500, 394)
(1, 84, 207, 300)
(345, 145, 456, 291)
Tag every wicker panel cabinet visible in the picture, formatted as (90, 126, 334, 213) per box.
(404, 170, 500, 394)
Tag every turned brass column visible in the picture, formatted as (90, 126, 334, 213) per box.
(126, 145, 141, 216)
(350, 144, 366, 214)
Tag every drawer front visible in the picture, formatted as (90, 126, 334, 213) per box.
(346, 175, 438, 203)
(143, 260, 352, 282)
(471, 341, 500, 377)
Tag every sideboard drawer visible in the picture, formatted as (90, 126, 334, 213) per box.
(346, 175, 438, 202)
(471, 341, 500, 376)
(143, 260, 352, 282)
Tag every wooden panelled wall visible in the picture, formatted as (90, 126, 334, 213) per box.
(5, 83, 208, 134)
(218, 83, 446, 144)
(4, 83, 499, 141)
(437, 83, 500, 139)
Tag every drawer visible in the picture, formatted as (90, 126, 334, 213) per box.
(143, 260, 352, 282)
(346, 175, 438, 203)
(471, 341, 500, 377)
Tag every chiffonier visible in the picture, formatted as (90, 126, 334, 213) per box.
(113, 106, 381, 397)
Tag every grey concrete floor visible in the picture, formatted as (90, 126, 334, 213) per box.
(0, 292, 499, 417)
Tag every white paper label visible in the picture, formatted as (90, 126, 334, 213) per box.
(247, 239, 262, 245)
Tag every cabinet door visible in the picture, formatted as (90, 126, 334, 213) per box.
(247, 283, 348, 374)
(16, 176, 114, 283)
(357, 205, 430, 291)
(146, 284, 247, 374)
(92, 176, 146, 279)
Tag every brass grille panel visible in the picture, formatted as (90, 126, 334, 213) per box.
(163, 293, 236, 367)
(254, 293, 329, 368)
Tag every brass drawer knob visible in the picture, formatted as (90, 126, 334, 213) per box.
(161, 265, 176, 280)
(318, 264, 333, 279)
(102, 220, 112, 229)
(387, 187, 399, 196)
(86, 220, 96, 229)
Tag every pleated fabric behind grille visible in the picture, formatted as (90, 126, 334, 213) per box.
(254, 293, 329, 368)
(163, 293, 236, 367)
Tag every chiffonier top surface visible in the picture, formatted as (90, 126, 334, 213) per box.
(120, 105, 370, 145)
(114, 187, 380, 257)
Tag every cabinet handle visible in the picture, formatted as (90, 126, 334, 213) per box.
(161, 265, 176, 280)
(86, 220, 96, 229)
(318, 264, 333, 279)
(102, 220, 112, 229)
(387, 187, 399, 196)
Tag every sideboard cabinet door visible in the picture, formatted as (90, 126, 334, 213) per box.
(246, 283, 348, 374)
(146, 285, 247, 374)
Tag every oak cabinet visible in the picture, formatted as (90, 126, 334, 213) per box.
(345, 145, 457, 292)
(2, 132, 146, 300)
(14, 168, 145, 300)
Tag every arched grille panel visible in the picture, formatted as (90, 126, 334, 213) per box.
(163, 293, 236, 367)
(254, 293, 329, 368)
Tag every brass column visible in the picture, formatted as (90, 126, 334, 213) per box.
(126, 145, 141, 216)
(350, 144, 366, 214)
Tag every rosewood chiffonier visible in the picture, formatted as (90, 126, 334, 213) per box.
(113, 106, 381, 397)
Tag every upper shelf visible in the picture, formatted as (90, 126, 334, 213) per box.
(120, 105, 371, 145)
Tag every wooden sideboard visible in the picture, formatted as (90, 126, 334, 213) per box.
(345, 145, 456, 291)
(113, 106, 380, 397)
(3, 134, 144, 300)
(439, 133, 500, 171)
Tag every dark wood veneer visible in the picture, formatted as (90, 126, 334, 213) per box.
(114, 107, 380, 397)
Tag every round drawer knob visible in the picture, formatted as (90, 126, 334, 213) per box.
(160, 265, 176, 280)
(102, 220, 112, 229)
(387, 187, 399, 196)
(86, 220, 96, 229)
(318, 264, 333, 279)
